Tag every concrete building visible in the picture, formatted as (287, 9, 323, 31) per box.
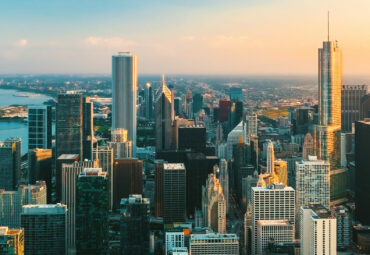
(332, 206, 351, 249)
(341, 84, 367, 132)
(0, 226, 24, 255)
(0, 138, 21, 191)
(145, 82, 153, 120)
(76, 168, 109, 254)
(21, 204, 67, 255)
(108, 128, 132, 159)
(218, 159, 229, 212)
(61, 160, 98, 253)
(300, 204, 337, 255)
(0, 182, 46, 228)
(163, 163, 186, 224)
(265, 140, 275, 175)
(189, 233, 239, 255)
(55, 154, 79, 203)
(165, 232, 185, 255)
(246, 113, 258, 137)
(120, 194, 150, 255)
(202, 173, 226, 233)
(112, 52, 137, 156)
(256, 220, 294, 255)
(273, 159, 288, 187)
(302, 133, 314, 160)
(28, 105, 52, 150)
(251, 185, 295, 254)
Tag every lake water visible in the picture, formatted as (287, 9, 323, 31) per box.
(0, 88, 53, 154)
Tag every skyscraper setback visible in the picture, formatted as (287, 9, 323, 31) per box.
(112, 52, 137, 156)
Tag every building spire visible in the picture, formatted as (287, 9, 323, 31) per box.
(327, 11, 330, 41)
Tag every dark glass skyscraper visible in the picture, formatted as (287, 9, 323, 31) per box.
(76, 168, 109, 254)
(0, 138, 21, 191)
(28, 105, 52, 150)
(341, 85, 367, 132)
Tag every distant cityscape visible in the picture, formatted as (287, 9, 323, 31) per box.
(1, 13, 370, 255)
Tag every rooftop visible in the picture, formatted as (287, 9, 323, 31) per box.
(190, 232, 238, 240)
(22, 203, 67, 215)
(120, 194, 150, 205)
(252, 186, 295, 192)
(257, 219, 292, 226)
(305, 203, 333, 219)
(58, 154, 79, 160)
(79, 168, 107, 177)
(163, 163, 185, 170)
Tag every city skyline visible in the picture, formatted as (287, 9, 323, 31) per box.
(1, 0, 370, 75)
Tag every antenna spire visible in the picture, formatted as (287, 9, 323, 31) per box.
(327, 11, 330, 41)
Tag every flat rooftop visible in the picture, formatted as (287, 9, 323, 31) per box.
(79, 168, 107, 177)
(190, 233, 238, 240)
(58, 154, 79, 160)
(22, 203, 67, 215)
(163, 163, 185, 170)
(257, 219, 292, 226)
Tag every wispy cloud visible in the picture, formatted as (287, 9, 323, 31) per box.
(85, 36, 136, 48)
(14, 39, 28, 47)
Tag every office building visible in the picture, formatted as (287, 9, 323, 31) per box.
(163, 163, 186, 224)
(266, 140, 275, 174)
(189, 233, 239, 255)
(0, 138, 21, 191)
(251, 185, 295, 254)
(246, 113, 258, 136)
(165, 232, 185, 254)
(360, 94, 370, 119)
(341, 84, 367, 132)
(314, 33, 345, 203)
(355, 119, 370, 225)
(0, 226, 24, 255)
(302, 133, 314, 160)
(120, 194, 150, 255)
(178, 126, 206, 153)
(61, 160, 98, 252)
(192, 93, 203, 114)
(174, 97, 181, 116)
(113, 158, 143, 209)
(28, 105, 52, 150)
(202, 173, 226, 233)
(28, 148, 52, 202)
(76, 169, 109, 254)
(108, 128, 132, 159)
(21, 204, 67, 255)
(145, 82, 153, 120)
(0, 182, 46, 228)
(256, 220, 294, 255)
(218, 99, 230, 123)
(154, 160, 164, 218)
(55, 154, 79, 202)
(56, 92, 93, 160)
(155, 75, 174, 152)
(218, 159, 229, 212)
(229, 100, 243, 131)
(300, 204, 337, 255)
(226, 121, 246, 161)
(184, 88, 193, 118)
(332, 206, 350, 249)
(229, 87, 243, 101)
(112, 52, 137, 156)
(272, 160, 288, 187)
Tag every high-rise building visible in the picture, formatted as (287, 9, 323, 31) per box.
(341, 85, 367, 132)
(184, 89, 193, 118)
(174, 97, 181, 116)
(0, 182, 47, 228)
(273, 159, 288, 187)
(154, 160, 164, 218)
(192, 93, 203, 114)
(61, 160, 98, 252)
(229, 87, 243, 101)
(202, 173, 226, 233)
(28, 105, 52, 150)
(112, 52, 137, 156)
(178, 126, 206, 153)
(28, 148, 52, 202)
(300, 204, 337, 255)
(246, 113, 258, 137)
(120, 194, 150, 255)
(0, 138, 21, 191)
(108, 128, 133, 159)
(256, 220, 294, 255)
(360, 94, 370, 119)
(332, 206, 351, 249)
(189, 233, 239, 255)
(163, 163, 186, 224)
(76, 168, 109, 254)
(21, 204, 67, 255)
(165, 231, 185, 255)
(314, 32, 345, 203)
(155, 75, 174, 152)
(218, 99, 230, 123)
(56, 92, 93, 160)
(355, 119, 370, 225)
(229, 100, 243, 131)
(0, 226, 24, 255)
(251, 185, 295, 254)
(302, 133, 314, 160)
(56, 154, 79, 202)
(113, 158, 143, 209)
(266, 140, 275, 174)
(218, 159, 229, 211)
(296, 156, 330, 211)
(93, 146, 114, 210)
(145, 82, 153, 120)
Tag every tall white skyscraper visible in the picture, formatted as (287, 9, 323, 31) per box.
(266, 140, 275, 174)
(108, 128, 132, 158)
(112, 52, 137, 156)
(300, 204, 337, 255)
(251, 185, 295, 255)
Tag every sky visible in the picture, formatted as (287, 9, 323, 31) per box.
(1, 0, 370, 75)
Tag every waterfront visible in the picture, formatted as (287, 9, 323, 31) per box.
(0, 88, 52, 107)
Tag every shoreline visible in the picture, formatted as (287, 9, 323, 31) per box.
(0, 86, 57, 99)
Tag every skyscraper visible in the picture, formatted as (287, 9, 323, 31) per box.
(202, 173, 226, 233)
(113, 158, 143, 209)
(145, 82, 153, 120)
(56, 92, 93, 160)
(0, 138, 21, 191)
(76, 168, 109, 254)
(154, 160, 164, 218)
(192, 93, 203, 114)
(189, 233, 239, 255)
(120, 194, 150, 255)
(0, 226, 24, 255)
(251, 185, 295, 254)
(112, 52, 137, 156)
(56, 154, 79, 202)
(266, 140, 275, 174)
(61, 160, 98, 253)
(314, 22, 345, 203)
(163, 163, 186, 224)
(341, 84, 367, 132)
(273, 159, 288, 187)
(28, 105, 52, 150)
(155, 75, 174, 152)
(178, 126, 206, 153)
(21, 204, 67, 255)
(108, 128, 133, 159)
(246, 113, 258, 137)
(302, 133, 314, 160)
(218, 159, 229, 211)
(355, 119, 370, 225)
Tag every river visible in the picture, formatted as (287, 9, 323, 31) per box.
(0, 88, 53, 154)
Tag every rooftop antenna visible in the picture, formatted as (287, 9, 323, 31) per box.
(327, 11, 330, 41)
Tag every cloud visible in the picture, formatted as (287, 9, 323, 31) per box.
(15, 39, 28, 47)
(85, 36, 136, 48)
